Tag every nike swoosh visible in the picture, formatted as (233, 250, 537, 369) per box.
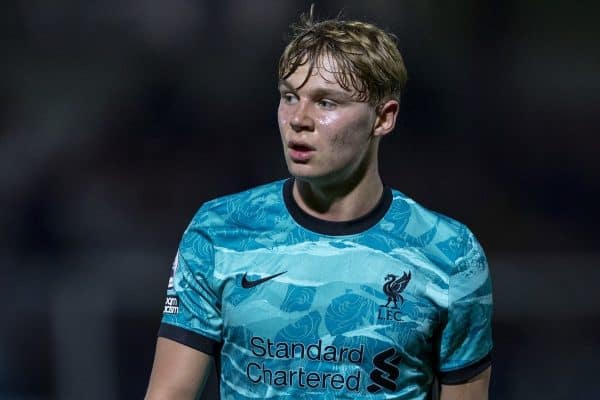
(241, 271, 287, 289)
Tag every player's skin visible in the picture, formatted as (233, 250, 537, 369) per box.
(145, 54, 491, 400)
(440, 367, 491, 400)
(277, 56, 393, 223)
(145, 337, 212, 399)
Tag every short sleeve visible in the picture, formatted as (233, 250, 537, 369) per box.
(158, 211, 223, 355)
(437, 230, 493, 384)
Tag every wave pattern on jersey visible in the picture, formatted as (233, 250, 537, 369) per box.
(161, 180, 493, 399)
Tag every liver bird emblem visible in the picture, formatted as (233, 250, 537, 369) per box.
(383, 272, 411, 308)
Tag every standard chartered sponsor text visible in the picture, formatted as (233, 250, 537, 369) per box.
(246, 336, 364, 392)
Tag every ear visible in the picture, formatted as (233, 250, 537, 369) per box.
(373, 99, 399, 137)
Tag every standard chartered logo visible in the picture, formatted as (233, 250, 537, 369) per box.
(246, 336, 363, 392)
(367, 347, 402, 393)
(245, 337, 404, 394)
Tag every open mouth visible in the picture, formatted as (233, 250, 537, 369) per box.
(291, 144, 313, 152)
(288, 142, 315, 162)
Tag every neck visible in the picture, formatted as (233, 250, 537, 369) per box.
(292, 169, 384, 222)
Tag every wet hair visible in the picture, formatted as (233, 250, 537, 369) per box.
(278, 7, 408, 106)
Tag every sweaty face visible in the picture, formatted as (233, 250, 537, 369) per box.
(277, 57, 379, 186)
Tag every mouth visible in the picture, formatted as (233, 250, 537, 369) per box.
(287, 141, 315, 162)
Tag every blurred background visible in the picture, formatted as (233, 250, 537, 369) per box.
(1, 0, 598, 399)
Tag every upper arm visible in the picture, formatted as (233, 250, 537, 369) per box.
(437, 229, 493, 384)
(147, 211, 223, 399)
(145, 337, 213, 400)
(440, 366, 491, 400)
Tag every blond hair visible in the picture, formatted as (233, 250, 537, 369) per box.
(278, 9, 408, 105)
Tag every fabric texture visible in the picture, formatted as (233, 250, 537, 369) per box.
(159, 179, 493, 399)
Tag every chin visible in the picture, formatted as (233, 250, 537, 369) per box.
(287, 167, 338, 187)
(287, 168, 315, 180)
(285, 158, 345, 184)
(286, 161, 317, 177)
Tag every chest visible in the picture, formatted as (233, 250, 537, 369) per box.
(215, 241, 446, 352)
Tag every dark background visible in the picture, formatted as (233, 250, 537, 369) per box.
(1, 1, 599, 399)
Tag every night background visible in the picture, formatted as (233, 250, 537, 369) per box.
(1, 1, 598, 399)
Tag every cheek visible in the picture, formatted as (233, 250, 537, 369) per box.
(316, 113, 339, 128)
(330, 133, 346, 149)
(325, 118, 366, 150)
(277, 104, 288, 129)
(318, 114, 349, 150)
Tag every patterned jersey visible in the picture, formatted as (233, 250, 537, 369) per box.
(159, 179, 493, 400)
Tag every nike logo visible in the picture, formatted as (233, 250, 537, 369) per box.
(241, 271, 287, 289)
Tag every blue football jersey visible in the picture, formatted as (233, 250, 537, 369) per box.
(159, 179, 493, 399)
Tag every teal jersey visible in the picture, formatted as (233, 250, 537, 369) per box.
(159, 179, 493, 399)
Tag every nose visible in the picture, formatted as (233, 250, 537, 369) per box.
(289, 101, 314, 133)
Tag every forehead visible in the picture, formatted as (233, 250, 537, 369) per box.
(281, 54, 355, 95)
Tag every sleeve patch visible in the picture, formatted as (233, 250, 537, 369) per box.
(163, 295, 179, 314)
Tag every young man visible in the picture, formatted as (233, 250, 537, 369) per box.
(146, 12, 492, 400)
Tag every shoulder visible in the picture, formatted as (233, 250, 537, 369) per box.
(185, 179, 287, 236)
(387, 189, 483, 266)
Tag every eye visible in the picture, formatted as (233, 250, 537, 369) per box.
(281, 92, 298, 104)
(317, 99, 337, 110)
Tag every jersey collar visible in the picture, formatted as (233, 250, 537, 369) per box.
(282, 178, 392, 236)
